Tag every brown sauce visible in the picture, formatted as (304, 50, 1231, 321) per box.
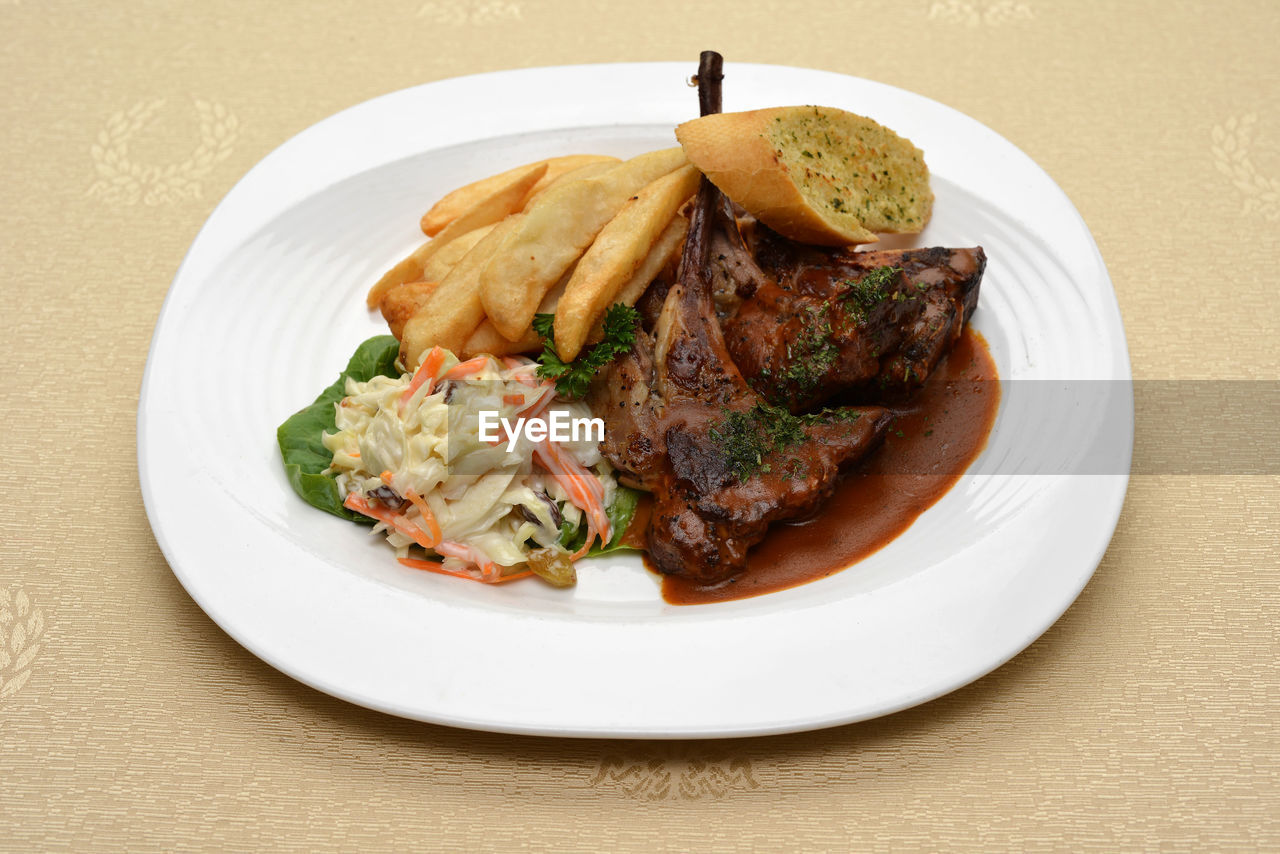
(661, 327, 1000, 605)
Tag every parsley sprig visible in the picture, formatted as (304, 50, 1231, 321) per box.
(533, 304, 641, 399)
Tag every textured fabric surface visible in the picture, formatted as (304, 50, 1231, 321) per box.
(2, 0, 1277, 850)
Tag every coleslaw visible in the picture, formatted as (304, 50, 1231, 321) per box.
(321, 348, 619, 586)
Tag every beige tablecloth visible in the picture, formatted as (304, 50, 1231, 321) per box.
(3, 0, 1277, 850)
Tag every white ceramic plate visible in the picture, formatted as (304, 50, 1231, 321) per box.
(138, 63, 1132, 738)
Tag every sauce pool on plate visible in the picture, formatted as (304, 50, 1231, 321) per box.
(660, 327, 1000, 604)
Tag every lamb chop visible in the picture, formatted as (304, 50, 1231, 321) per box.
(724, 230, 986, 412)
(590, 52, 892, 584)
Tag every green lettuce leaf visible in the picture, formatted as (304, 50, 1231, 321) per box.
(276, 335, 400, 522)
(560, 484, 645, 556)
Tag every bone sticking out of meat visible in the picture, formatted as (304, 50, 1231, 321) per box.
(694, 50, 723, 118)
(590, 53, 893, 584)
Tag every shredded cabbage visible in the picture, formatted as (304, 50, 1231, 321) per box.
(322, 352, 616, 584)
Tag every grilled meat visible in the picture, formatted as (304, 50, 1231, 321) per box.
(591, 178, 891, 585)
(724, 230, 985, 411)
(591, 51, 983, 585)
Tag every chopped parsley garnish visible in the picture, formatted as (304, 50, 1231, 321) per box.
(777, 305, 839, 397)
(533, 303, 640, 399)
(780, 459, 808, 481)
(708, 401, 862, 482)
(840, 265, 902, 322)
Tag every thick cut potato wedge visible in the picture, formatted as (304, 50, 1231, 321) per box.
(462, 321, 541, 358)
(464, 260, 576, 357)
(517, 155, 619, 208)
(366, 222, 493, 313)
(380, 281, 439, 340)
(380, 224, 501, 340)
(367, 165, 545, 308)
(521, 159, 619, 205)
(420, 163, 545, 254)
(479, 147, 688, 342)
(420, 223, 495, 284)
(399, 214, 525, 369)
(420, 154, 617, 236)
(553, 164, 700, 360)
(367, 253, 428, 311)
(583, 214, 688, 347)
(609, 214, 689, 314)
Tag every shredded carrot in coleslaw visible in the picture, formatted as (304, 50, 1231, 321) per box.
(323, 347, 618, 586)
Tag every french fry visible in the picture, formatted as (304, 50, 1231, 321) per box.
(421, 223, 495, 284)
(367, 165, 545, 308)
(400, 214, 525, 369)
(521, 159, 619, 205)
(479, 147, 688, 342)
(553, 165, 700, 361)
(517, 155, 619, 208)
(422, 163, 545, 252)
(462, 321, 541, 358)
(464, 260, 576, 358)
(583, 215, 688, 347)
(607, 213, 689, 317)
(380, 281, 439, 340)
(375, 223, 498, 338)
(367, 254, 427, 310)
(366, 223, 492, 312)
(420, 155, 617, 236)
